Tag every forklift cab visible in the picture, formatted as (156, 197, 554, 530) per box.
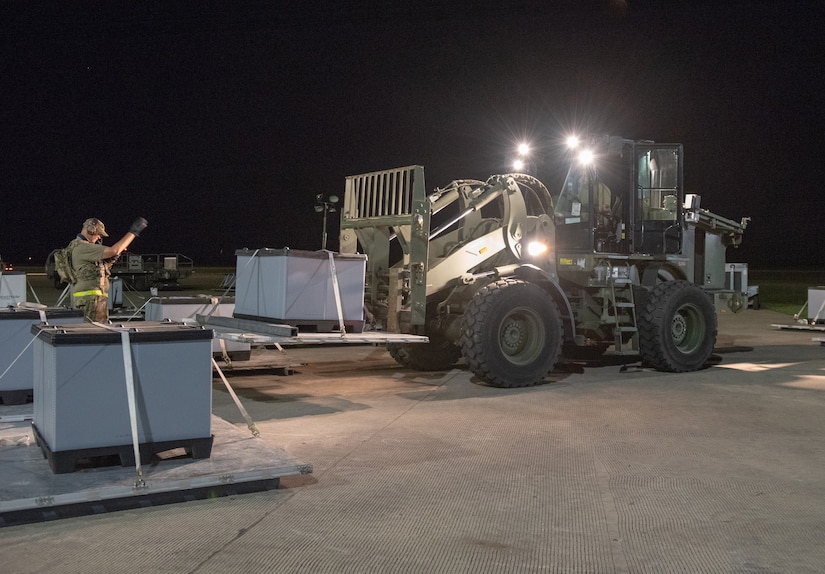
(554, 137, 684, 257)
(633, 144, 682, 255)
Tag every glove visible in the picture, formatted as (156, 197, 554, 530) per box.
(129, 217, 148, 237)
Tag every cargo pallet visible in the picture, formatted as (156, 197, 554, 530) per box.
(0, 389, 31, 406)
(32, 423, 214, 474)
(0, 414, 311, 528)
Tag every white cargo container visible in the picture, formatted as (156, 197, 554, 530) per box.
(0, 271, 26, 306)
(0, 307, 84, 404)
(234, 248, 366, 333)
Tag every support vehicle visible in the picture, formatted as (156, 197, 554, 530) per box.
(338, 135, 749, 387)
(46, 251, 193, 290)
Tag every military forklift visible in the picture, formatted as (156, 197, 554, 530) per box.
(338, 135, 748, 387)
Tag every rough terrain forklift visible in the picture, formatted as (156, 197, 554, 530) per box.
(339, 135, 748, 387)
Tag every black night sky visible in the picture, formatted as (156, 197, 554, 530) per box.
(2, 1, 821, 268)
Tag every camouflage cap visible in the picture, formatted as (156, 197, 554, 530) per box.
(83, 217, 109, 237)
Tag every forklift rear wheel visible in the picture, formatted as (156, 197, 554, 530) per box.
(638, 280, 717, 372)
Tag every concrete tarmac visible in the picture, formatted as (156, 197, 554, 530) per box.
(1, 309, 824, 573)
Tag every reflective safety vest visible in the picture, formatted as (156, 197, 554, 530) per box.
(73, 289, 107, 298)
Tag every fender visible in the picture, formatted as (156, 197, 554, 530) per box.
(508, 264, 576, 342)
(640, 262, 688, 287)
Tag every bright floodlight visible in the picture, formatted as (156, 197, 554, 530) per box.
(578, 148, 595, 165)
(517, 142, 530, 156)
(527, 241, 548, 256)
(329, 195, 339, 204)
(513, 159, 525, 171)
(566, 135, 580, 149)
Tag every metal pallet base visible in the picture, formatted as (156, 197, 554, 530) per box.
(0, 414, 312, 528)
(189, 315, 429, 346)
(31, 424, 215, 474)
(772, 323, 825, 331)
(0, 389, 31, 406)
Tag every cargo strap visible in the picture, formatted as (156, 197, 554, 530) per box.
(212, 247, 285, 357)
(125, 294, 158, 322)
(119, 329, 145, 488)
(197, 294, 261, 436)
(196, 296, 232, 366)
(56, 283, 71, 307)
(212, 358, 260, 437)
(219, 248, 258, 298)
(0, 303, 55, 383)
(0, 333, 38, 384)
(73, 289, 107, 298)
(326, 250, 347, 337)
(27, 278, 42, 305)
(16, 301, 48, 322)
(215, 248, 287, 350)
(812, 297, 825, 325)
(93, 322, 146, 489)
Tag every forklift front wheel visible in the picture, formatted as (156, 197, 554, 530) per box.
(460, 279, 562, 388)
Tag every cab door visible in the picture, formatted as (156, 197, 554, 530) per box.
(632, 144, 683, 255)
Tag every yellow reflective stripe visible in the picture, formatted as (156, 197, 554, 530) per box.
(73, 289, 107, 298)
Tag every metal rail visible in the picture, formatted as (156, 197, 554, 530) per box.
(341, 165, 421, 225)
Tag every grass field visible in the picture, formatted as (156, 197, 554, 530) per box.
(749, 270, 825, 316)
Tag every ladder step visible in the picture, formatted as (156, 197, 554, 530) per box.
(615, 302, 635, 308)
(615, 326, 638, 333)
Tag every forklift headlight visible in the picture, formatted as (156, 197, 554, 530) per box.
(527, 241, 548, 256)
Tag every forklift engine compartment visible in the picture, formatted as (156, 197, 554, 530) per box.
(338, 135, 749, 388)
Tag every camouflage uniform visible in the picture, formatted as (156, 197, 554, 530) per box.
(70, 237, 112, 323)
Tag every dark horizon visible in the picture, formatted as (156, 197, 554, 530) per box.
(2, 1, 820, 268)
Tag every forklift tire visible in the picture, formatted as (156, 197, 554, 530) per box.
(460, 278, 562, 388)
(638, 280, 717, 372)
(387, 339, 462, 371)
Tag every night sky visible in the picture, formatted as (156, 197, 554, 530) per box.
(2, 1, 821, 268)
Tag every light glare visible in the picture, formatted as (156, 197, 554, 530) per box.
(513, 159, 525, 171)
(517, 143, 530, 156)
(578, 149, 594, 165)
(527, 241, 548, 256)
(566, 135, 580, 149)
